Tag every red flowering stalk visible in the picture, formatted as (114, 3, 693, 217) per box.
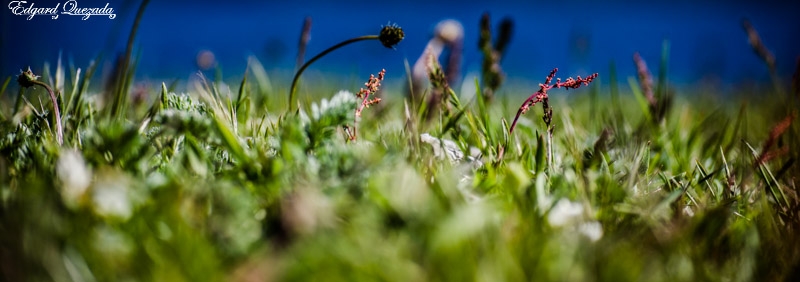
(508, 68, 598, 134)
(755, 113, 794, 167)
(350, 69, 384, 141)
(356, 69, 384, 117)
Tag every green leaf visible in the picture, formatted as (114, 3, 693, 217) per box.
(628, 76, 652, 122)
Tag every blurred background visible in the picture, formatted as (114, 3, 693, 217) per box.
(2, 0, 799, 94)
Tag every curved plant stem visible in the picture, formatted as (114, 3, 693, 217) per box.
(30, 80, 63, 145)
(289, 35, 378, 112)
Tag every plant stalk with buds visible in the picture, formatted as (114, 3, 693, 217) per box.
(289, 23, 403, 112)
(509, 68, 598, 134)
(347, 69, 385, 141)
(509, 68, 597, 171)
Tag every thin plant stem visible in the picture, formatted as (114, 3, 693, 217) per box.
(18, 67, 63, 145)
(289, 35, 378, 112)
(31, 80, 63, 145)
(547, 126, 553, 173)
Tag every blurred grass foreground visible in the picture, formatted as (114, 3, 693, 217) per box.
(2, 3, 800, 281)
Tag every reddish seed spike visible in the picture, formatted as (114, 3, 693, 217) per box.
(509, 68, 597, 134)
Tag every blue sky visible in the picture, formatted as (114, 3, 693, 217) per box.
(2, 0, 799, 89)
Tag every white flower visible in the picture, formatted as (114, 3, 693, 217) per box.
(92, 173, 133, 220)
(419, 133, 483, 203)
(311, 90, 357, 121)
(93, 186, 132, 220)
(547, 198, 584, 227)
(56, 149, 92, 207)
(547, 199, 604, 241)
(682, 205, 695, 217)
(578, 221, 604, 242)
(420, 133, 481, 164)
(420, 133, 464, 162)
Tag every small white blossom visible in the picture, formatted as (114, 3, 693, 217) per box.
(56, 149, 92, 208)
(547, 199, 584, 227)
(682, 205, 695, 217)
(420, 133, 464, 162)
(578, 221, 604, 242)
(92, 173, 133, 220)
(420, 133, 481, 164)
(419, 133, 483, 203)
(311, 90, 357, 121)
(547, 199, 604, 241)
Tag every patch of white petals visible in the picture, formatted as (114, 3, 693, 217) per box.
(311, 90, 357, 121)
(56, 149, 92, 208)
(547, 198, 604, 242)
(92, 172, 133, 220)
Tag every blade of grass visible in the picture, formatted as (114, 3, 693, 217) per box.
(55, 51, 65, 100)
(234, 66, 252, 127)
(609, 61, 622, 122)
(110, 0, 151, 120)
(68, 55, 101, 115)
(213, 113, 248, 165)
(720, 146, 735, 197)
(628, 77, 653, 122)
(67, 68, 81, 113)
(0, 76, 10, 119)
(695, 160, 717, 200)
(534, 132, 546, 173)
(655, 40, 670, 101)
(0, 76, 10, 97)
(757, 158, 790, 208)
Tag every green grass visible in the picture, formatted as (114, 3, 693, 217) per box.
(1, 13, 799, 279)
(1, 54, 798, 281)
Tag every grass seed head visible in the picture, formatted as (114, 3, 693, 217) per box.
(509, 68, 598, 134)
(17, 66, 39, 88)
(379, 23, 405, 49)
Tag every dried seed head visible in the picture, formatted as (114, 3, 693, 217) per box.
(379, 23, 404, 49)
(17, 66, 39, 88)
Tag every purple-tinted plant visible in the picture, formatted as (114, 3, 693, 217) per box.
(355, 69, 385, 119)
(509, 68, 597, 134)
(509, 68, 597, 171)
(345, 69, 384, 141)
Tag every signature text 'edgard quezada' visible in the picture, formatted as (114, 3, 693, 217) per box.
(8, 0, 116, 20)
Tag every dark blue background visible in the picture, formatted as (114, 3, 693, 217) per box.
(2, 0, 799, 91)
